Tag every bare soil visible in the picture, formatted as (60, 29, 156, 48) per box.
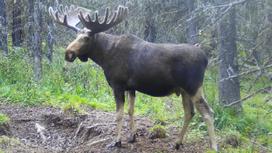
(0, 103, 211, 153)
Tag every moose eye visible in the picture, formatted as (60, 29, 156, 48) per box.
(83, 37, 90, 41)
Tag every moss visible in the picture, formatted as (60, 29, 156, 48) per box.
(149, 124, 167, 139)
(0, 136, 21, 151)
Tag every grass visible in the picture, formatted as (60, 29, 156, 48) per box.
(0, 47, 271, 152)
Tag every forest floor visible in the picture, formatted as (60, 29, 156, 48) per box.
(0, 103, 212, 153)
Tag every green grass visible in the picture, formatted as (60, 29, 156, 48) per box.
(0, 47, 271, 152)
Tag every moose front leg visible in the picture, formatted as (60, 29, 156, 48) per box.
(127, 90, 136, 143)
(111, 88, 125, 147)
(175, 91, 195, 149)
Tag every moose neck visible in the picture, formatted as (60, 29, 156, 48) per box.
(89, 33, 119, 68)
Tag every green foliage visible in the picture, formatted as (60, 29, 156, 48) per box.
(0, 47, 113, 106)
(0, 114, 10, 125)
(62, 98, 87, 115)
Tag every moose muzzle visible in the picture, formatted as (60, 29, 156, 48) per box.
(65, 51, 77, 62)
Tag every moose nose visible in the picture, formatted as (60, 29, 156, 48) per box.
(65, 51, 76, 62)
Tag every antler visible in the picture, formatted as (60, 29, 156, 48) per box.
(49, 5, 128, 34)
(78, 5, 129, 35)
(49, 5, 90, 32)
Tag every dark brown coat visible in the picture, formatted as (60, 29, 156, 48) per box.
(72, 32, 208, 97)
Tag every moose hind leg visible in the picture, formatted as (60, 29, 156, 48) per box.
(192, 87, 218, 151)
(127, 90, 137, 143)
(175, 91, 195, 150)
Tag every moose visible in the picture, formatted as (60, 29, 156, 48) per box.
(49, 5, 218, 151)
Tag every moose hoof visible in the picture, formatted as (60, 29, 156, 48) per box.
(107, 141, 122, 148)
(175, 143, 184, 150)
(128, 134, 137, 143)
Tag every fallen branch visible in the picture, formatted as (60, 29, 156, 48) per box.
(265, 96, 272, 103)
(251, 140, 272, 152)
(212, 0, 248, 8)
(208, 57, 219, 66)
(87, 138, 110, 147)
(86, 123, 116, 129)
(35, 123, 46, 143)
(224, 86, 271, 107)
(266, 110, 272, 115)
(220, 64, 272, 82)
(73, 122, 83, 139)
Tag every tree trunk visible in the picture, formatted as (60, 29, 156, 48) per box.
(33, 1, 42, 81)
(263, 0, 272, 58)
(12, 0, 23, 47)
(46, 0, 55, 63)
(46, 26, 54, 63)
(185, 0, 198, 44)
(144, 1, 157, 42)
(27, 0, 34, 57)
(0, 0, 8, 56)
(218, 6, 242, 112)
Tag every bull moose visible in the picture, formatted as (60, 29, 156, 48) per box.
(49, 4, 218, 151)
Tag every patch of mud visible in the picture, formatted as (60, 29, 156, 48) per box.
(0, 104, 210, 153)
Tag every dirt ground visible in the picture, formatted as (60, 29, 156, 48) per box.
(0, 103, 211, 153)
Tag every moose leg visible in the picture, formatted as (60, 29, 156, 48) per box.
(192, 87, 218, 151)
(111, 88, 125, 147)
(175, 91, 195, 149)
(127, 90, 136, 143)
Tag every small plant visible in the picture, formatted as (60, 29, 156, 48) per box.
(62, 99, 86, 115)
(149, 124, 167, 139)
(0, 114, 10, 125)
(0, 114, 11, 136)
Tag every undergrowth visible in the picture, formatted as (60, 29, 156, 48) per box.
(0, 47, 271, 152)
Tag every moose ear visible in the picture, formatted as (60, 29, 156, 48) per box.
(78, 54, 89, 62)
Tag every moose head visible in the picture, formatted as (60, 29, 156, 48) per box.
(49, 5, 128, 63)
